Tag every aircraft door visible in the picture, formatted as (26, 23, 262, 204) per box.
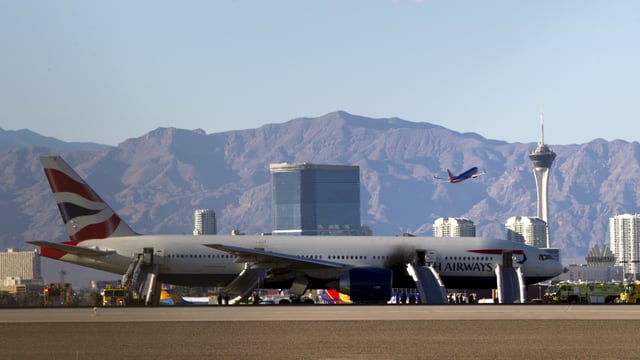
(415, 249, 437, 267)
(154, 248, 164, 265)
(143, 247, 153, 266)
(415, 249, 426, 267)
(502, 251, 513, 268)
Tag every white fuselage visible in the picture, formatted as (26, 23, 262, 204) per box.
(55, 235, 563, 289)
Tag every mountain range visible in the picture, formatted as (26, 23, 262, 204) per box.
(2, 111, 639, 269)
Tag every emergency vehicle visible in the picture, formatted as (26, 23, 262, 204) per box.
(545, 282, 622, 303)
(619, 281, 640, 304)
(102, 285, 130, 306)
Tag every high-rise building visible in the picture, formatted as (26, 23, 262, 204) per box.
(505, 216, 547, 248)
(433, 217, 476, 237)
(0, 248, 42, 288)
(193, 209, 217, 235)
(270, 163, 361, 236)
(609, 213, 640, 276)
(528, 114, 556, 248)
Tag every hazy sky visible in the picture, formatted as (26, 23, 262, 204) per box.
(2, 1, 639, 146)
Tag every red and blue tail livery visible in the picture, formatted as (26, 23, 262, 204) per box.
(40, 156, 138, 243)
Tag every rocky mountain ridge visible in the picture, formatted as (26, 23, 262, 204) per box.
(2, 111, 639, 265)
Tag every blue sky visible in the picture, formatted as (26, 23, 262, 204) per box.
(2, 1, 639, 146)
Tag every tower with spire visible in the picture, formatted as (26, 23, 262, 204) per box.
(528, 113, 556, 248)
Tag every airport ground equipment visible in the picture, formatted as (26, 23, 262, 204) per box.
(121, 247, 161, 305)
(43, 283, 75, 306)
(619, 281, 640, 304)
(545, 282, 622, 303)
(102, 285, 129, 306)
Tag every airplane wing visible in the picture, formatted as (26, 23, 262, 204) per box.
(28, 241, 115, 257)
(203, 243, 348, 270)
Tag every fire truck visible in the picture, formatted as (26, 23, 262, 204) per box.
(619, 281, 640, 304)
(545, 282, 623, 304)
(43, 283, 75, 306)
(102, 285, 130, 306)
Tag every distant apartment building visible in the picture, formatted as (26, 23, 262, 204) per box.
(270, 163, 361, 236)
(193, 209, 217, 235)
(0, 248, 43, 290)
(609, 213, 640, 277)
(505, 216, 547, 248)
(433, 217, 475, 237)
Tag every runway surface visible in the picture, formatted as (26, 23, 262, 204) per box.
(3, 303, 640, 322)
(2, 305, 640, 359)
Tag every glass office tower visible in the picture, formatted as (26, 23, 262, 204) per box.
(270, 163, 361, 236)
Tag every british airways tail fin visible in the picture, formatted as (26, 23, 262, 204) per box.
(40, 156, 138, 243)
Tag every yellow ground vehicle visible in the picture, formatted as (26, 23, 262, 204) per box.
(102, 285, 129, 306)
(545, 282, 622, 304)
(619, 281, 640, 304)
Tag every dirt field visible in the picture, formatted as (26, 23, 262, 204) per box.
(1, 320, 637, 359)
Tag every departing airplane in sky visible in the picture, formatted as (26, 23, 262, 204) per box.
(29, 156, 562, 304)
(433, 166, 486, 183)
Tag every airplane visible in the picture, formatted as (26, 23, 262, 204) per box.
(433, 166, 486, 184)
(29, 155, 563, 304)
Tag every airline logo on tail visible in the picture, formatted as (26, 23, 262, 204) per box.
(40, 156, 138, 244)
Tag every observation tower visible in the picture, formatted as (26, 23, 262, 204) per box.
(528, 114, 556, 248)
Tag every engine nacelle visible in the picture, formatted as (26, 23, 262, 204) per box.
(339, 267, 392, 304)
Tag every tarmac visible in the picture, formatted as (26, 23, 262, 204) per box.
(2, 304, 640, 359)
